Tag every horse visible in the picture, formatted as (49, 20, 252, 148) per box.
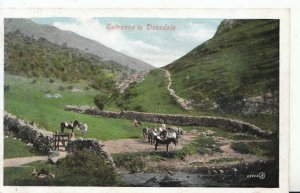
(154, 134, 177, 152)
(60, 121, 78, 133)
(74, 120, 88, 134)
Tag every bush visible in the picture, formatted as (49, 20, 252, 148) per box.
(231, 143, 250, 154)
(133, 105, 144, 112)
(94, 94, 108, 110)
(113, 153, 146, 173)
(58, 151, 116, 185)
(4, 85, 10, 92)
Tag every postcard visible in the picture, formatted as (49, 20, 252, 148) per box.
(0, 8, 290, 193)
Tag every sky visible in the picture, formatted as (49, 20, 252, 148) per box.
(32, 17, 222, 67)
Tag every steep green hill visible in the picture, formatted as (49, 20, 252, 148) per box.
(4, 31, 130, 90)
(165, 19, 279, 116)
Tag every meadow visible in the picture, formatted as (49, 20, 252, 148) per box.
(4, 73, 143, 140)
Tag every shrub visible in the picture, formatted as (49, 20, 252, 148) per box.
(113, 153, 146, 173)
(58, 86, 65, 91)
(58, 151, 116, 185)
(133, 105, 144, 112)
(94, 94, 108, 110)
(4, 85, 10, 92)
(231, 143, 250, 154)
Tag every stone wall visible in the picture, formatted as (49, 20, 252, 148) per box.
(4, 112, 116, 169)
(67, 138, 116, 169)
(4, 112, 53, 153)
(64, 105, 274, 138)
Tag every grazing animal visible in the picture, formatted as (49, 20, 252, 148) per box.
(132, 119, 141, 127)
(60, 121, 77, 133)
(154, 134, 177, 152)
(74, 120, 88, 134)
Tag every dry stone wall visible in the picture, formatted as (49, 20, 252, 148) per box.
(64, 105, 274, 138)
(4, 112, 116, 169)
(4, 112, 53, 153)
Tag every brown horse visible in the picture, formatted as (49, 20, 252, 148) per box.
(154, 134, 177, 152)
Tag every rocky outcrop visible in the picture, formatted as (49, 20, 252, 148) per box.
(116, 70, 149, 93)
(64, 105, 274, 138)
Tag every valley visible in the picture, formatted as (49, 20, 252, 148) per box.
(3, 18, 279, 187)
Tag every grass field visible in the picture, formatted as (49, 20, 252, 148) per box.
(126, 69, 186, 114)
(4, 136, 44, 159)
(126, 69, 278, 131)
(4, 74, 143, 140)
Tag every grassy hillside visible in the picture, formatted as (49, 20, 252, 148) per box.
(4, 31, 129, 90)
(165, 19, 279, 117)
(119, 69, 186, 114)
(4, 74, 143, 140)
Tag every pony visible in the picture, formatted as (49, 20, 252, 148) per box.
(154, 134, 177, 152)
(74, 120, 88, 134)
(60, 121, 78, 133)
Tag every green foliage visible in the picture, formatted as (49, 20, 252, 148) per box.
(113, 153, 146, 173)
(4, 31, 129, 91)
(58, 151, 116, 184)
(123, 69, 186, 114)
(94, 93, 108, 110)
(4, 151, 119, 186)
(4, 74, 143, 140)
(207, 157, 243, 164)
(133, 105, 144, 112)
(231, 141, 274, 157)
(165, 20, 279, 118)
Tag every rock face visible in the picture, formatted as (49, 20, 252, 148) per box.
(116, 70, 149, 93)
(5, 18, 154, 72)
(64, 105, 274, 138)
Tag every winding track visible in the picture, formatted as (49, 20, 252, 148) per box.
(163, 69, 193, 110)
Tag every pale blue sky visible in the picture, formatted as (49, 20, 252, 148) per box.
(32, 17, 222, 67)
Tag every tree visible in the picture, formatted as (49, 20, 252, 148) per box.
(94, 95, 104, 110)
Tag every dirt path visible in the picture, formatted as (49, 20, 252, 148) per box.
(163, 69, 193, 110)
(4, 152, 68, 168)
(103, 130, 271, 171)
(103, 132, 196, 154)
(4, 156, 49, 167)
